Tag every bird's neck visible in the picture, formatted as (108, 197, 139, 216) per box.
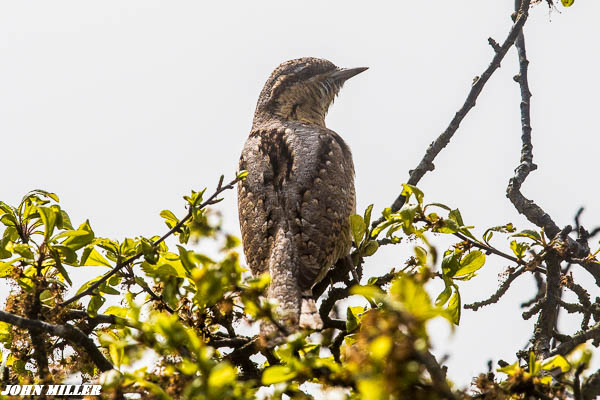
(255, 84, 334, 128)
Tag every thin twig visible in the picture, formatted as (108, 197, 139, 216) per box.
(454, 232, 523, 266)
(465, 267, 526, 311)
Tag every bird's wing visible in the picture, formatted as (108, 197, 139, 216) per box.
(288, 125, 356, 290)
(237, 130, 279, 277)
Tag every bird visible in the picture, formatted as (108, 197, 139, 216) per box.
(237, 57, 366, 337)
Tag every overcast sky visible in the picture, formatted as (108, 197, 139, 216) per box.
(1, 0, 599, 389)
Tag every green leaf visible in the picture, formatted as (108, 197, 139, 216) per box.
(448, 209, 465, 226)
(261, 365, 297, 385)
(399, 204, 419, 228)
(53, 259, 72, 286)
(363, 240, 379, 257)
(454, 251, 485, 278)
(160, 210, 179, 229)
(371, 219, 394, 238)
(529, 351, 539, 375)
(414, 246, 427, 266)
(27, 189, 59, 203)
(81, 247, 112, 267)
(61, 220, 95, 251)
(0, 321, 12, 343)
(0, 260, 18, 278)
(37, 206, 59, 241)
(346, 306, 365, 332)
(0, 213, 18, 228)
(401, 184, 424, 205)
(237, 170, 249, 179)
(88, 294, 106, 315)
(349, 214, 366, 246)
(53, 229, 92, 242)
(208, 363, 236, 388)
(435, 279, 452, 307)
(52, 245, 78, 265)
(363, 204, 374, 227)
(13, 244, 34, 260)
(369, 335, 392, 360)
(435, 218, 459, 234)
(541, 354, 571, 373)
(447, 289, 461, 324)
(425, 202, 451, 212)
(391, 274, 442, 321)
(510, 240, 530, 259)
(497, 361, 521, 375)
(441, 252, 461, 277)
(177, 245, 196, 275)
(351, 285, 386, 303)
(0, 236, 11, 259)
(141, 239, 159, 265)
(58, 210, 74, 230)
(104, 306, 130, 319)
(358, 377, 386, 400)
(512, 229, 542, 243)
(75, 275, 103, 296)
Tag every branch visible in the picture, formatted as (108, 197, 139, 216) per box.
(532, 254, 562, 357)
(225, 338, 260, 379)
(417, 350, 456, 400)
(570, 258, 600, 287)
(0, 310, 113, 372)
(373, 0, 533, 228)
(62, 310, 140, 330)
(319, 287, 349, 331)
(454, 232, 523, 266)
(550, 321, 600, 357)
(465, 267, 526, 311)
(506, 0, 559, 239)
(59, 174, 241, 307)
(582, 368, 600, 400)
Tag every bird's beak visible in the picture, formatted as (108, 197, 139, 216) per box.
(329, 67, 369, 81)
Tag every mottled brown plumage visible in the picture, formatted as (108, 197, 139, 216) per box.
(237, 58, 366, 335)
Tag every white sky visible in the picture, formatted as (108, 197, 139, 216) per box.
(1, 0, 599, 390)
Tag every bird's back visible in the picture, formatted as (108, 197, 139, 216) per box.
(238, 119, 355, 292)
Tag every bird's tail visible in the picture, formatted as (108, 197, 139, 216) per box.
(299, 296, 323, 330)
(261, 228, 302, 338)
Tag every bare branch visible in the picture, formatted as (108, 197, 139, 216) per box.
(373, 0, 533, 228)
(505, 7, 560, 238)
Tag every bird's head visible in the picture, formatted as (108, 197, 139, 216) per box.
(254, 57, 367, 127)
